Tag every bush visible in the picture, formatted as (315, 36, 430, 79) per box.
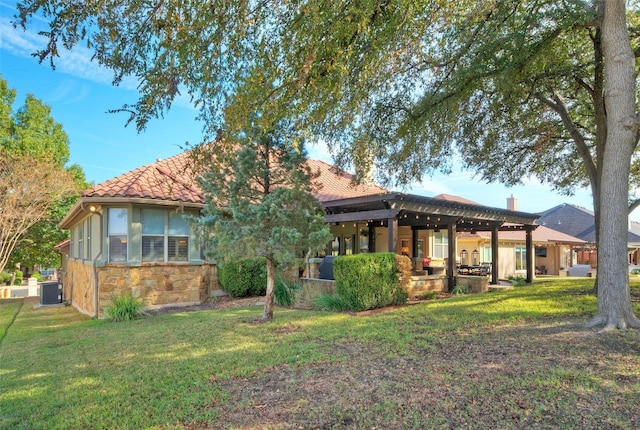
(31, 271, 44, 282)
(218, 257, 267, 298)
(452, 285, 468, 295)
(423, 291, 438, 300)
(333, 252, 407, 311)
(105, 294, 146, 321)
(13, 271, 23, 285)
(274, 276, 300, 306)
(313, 293, 352, 311)
(1, 272, 11, 286)
(508, 275, 526, 287)
(631, 269, 640, 275)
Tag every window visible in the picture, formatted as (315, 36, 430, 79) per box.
(141, 209, 190, 262)
(168, 212, 189, 261)
(86, 218, 92, 260)
(78, 223, 84, 260)
(482, 246, 492, 263)
(433, 230, 448, 258)
(142, 209, 165, 262)
(515, 246, 526, 271)
(331, 237, 341, 256)
(359, 229, 369, 253)
(108, 208, 128, 262)
(344, 235, 355, 255)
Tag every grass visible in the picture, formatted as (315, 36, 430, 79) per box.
(1, 278, 639, 429)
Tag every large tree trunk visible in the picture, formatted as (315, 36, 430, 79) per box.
(586, 0, 640, 331)
(262, 256, 276, 321)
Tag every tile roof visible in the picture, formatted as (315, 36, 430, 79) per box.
(307, 158, 387, 202)
(458, 225, 585, 244)
(82, 151, 387, 205)
(433, 193, 481, 206)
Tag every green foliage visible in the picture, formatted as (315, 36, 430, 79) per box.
(1, 272, 11, 286)
(218, 258, 267, 298)
(333, 253, 407, 311)
(30, 271, 43, 282)
(452, 285, 469, 295)
(423, 291, 438, 300)
(274, 276, 300, 306)
(2, 278, 637, 429)
(631, 269, 640, 275)
(0, 77, 85, 273)
(105, 294, 146, 322)
(12, 271, 23, 286)
(312, 293, 352, 312)
(508, 276, 527, 287)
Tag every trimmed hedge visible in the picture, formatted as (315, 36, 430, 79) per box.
(218, 257, 267, 297)
(333, 252, 408, 311)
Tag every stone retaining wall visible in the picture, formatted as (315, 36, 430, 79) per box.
(405, 275, 447, 299)
(294, 278, 337, 309)
(455, 275, 489, 293)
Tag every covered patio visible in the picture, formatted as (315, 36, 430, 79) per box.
(322, 192, 540, 289)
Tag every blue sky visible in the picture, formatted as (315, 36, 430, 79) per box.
(1, 3, 615, 219)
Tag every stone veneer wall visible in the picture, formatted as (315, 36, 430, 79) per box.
(455, 275, 489, 293)
(97, 263, 218, 317)
(66, 259, 96, 317)
(64, 260, 218, 318)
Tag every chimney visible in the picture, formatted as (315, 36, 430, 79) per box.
(507, 194, 518, 211)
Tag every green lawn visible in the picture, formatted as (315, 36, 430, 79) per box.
(1, 278, 639, 429)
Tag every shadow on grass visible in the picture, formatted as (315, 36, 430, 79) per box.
(1, 279, 638, 429)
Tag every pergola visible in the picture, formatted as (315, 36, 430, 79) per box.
(323, 192, 540, 289)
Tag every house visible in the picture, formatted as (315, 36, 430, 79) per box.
(536, 204, 640, 268)
(58, 150, 543, 317)
(57, 153, 386, 317)
(457, 225, 585, 278)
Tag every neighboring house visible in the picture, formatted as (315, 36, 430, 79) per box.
(58, 150, 543, 317)
(457, 226, 585, 278)
(537, 204, 640, 268)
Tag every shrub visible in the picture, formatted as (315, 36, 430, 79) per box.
(423, 291, 438, 300)
(274, 276, 300, 306)
(508, 275, 526, 287)
(1, 272, 11, 285)
(13, 271, 23, 285)
(105, 294, 146, 322)
(313, 293, 352, 312)
(452, 285, 468, 295)
(631, 269, 640, 276)
(333, 252, 408, 311)
(218, 257, 267, 298)
(31, 271, 44, 282)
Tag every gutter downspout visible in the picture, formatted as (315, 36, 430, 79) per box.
(91, 209, 103, 318)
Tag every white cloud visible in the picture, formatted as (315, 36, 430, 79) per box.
(1, 13, 140, 86)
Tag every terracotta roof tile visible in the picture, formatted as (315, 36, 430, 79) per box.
(83, 152, 203, 204)
(307, 159, 387, 202)
(83, 152, 387, 205)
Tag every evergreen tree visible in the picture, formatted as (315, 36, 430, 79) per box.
(195, 121, 331, 321)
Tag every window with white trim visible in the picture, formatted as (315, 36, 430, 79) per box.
(515, 246, 526, 271)
(433, 230, 448, 259)
(78, 223, 84, 260)
(108, 208, 128, 262)
(141, 209, 189, 262)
